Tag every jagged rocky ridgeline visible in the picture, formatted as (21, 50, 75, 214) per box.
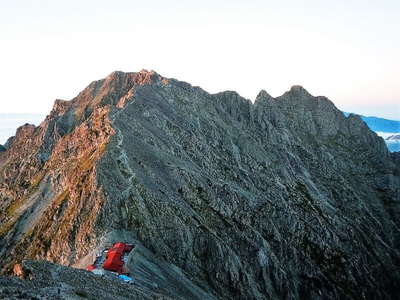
(0, 70, 399, 299)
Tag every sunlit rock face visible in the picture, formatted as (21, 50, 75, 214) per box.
(1, 70, 399, 299)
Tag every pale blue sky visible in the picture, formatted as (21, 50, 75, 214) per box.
(0, 0, 399, 119)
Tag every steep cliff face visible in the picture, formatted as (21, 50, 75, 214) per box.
(0, 70, 399, 299)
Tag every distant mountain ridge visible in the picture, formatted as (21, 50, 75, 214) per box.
(387, 134, 400, 141)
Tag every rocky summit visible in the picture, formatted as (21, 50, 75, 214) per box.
(0, 70, 399, 299)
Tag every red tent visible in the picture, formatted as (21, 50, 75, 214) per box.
(102, 243, 134, 274)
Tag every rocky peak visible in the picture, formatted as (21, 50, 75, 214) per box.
(105, 69, 165, 87)
(286, 85, 312, 97)
(276, 85, 325, 111)
(255, 89, 274, 104)
(16, 123, 36, 136)
(48, 99, 71, 119)
(5, 123, 38, 150)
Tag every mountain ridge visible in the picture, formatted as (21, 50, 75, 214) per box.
(1, 70, 399, 299)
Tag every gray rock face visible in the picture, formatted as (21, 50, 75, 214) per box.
(1, 70, 399, 299)
(74, 230, 216, 300)
(0, 260, 170, 300)
(0, 232, 214, 300)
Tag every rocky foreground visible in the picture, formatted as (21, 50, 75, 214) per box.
(0, 70, 399, 299)
(1, 260, 150, 300)
(0, 234, 215, 300)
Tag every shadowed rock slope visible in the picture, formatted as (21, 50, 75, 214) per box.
(0, 70, 399, 299)
(1, 260, 164, 300)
